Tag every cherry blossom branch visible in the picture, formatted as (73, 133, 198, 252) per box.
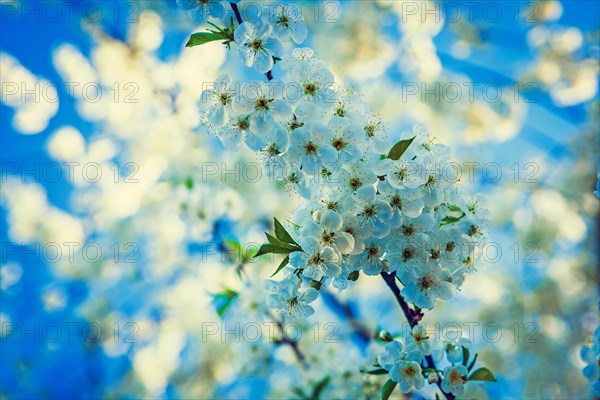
(381, 271, 455, 400)
(229, 2, 274, 81)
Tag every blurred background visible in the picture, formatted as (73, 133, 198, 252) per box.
(0, 0, 598, 399)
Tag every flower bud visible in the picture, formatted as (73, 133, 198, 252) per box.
(313, 210, 323, 221)
(428, 372, 439, 384)
(378, 330, 393, 342)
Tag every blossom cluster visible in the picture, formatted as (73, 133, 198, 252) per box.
(189, 0, 490, 323)
(376, 329, 481, 396)
(199, 48, 489, 320)
(191, 2, 491, 396)
(179, 1, 307, 73)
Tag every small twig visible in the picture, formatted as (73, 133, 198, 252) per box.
(229, 2, 243, 25)
(321, 288, 372, 344)
(269, 313, 308, 368)
(380, 271, 455, 400)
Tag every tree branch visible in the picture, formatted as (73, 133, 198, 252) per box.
(321, 288, 373, 345)
(380, 271, 455, 400)
(270, 313, 308, 368)
(230, 2, 243, 25)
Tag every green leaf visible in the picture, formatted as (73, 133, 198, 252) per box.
(348, 271, 360, 281)
(186, 32, 228, 47)
(381, 379, 397, 400)
(223, 239, 246, 263)
(467, 353, 479, 372)
(265, 232, 298, 251)
(387, 137, 415, 160)
(448, 204, 463, 213)
(440, 212, 466, 226)
(184, 176, 194, 189)
(462, 346, 470, 366)
(274, 218, 298, 245)
(224, 239, 241, 253)
(362, 368, 389, 375)
(310, 376, 330, 400)
(270, 255, 289, 277)
(213, 289, 238, 318)
(253, 243, 294, 257)
(440, 204, 466, 226)
(468, 367, 497, 382)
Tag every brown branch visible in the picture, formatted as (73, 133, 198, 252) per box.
(381, 271, 455, 400)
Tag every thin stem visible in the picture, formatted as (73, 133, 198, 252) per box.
(269, 312, 308, 368)
(229, 2, 274, 82)
(380, 271, 455, 400)
(229, 2, 243, 25)
(321, 288, 372, 344)
(235, 265, 307, 368)
(381, 271, 423, 327)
